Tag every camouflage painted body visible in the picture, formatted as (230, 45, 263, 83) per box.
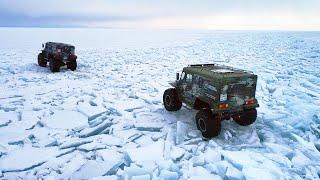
(171, 64, 259, 113)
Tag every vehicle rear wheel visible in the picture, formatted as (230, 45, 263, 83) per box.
(163, 88, 182, 111)
(195, 109, 221, 139)
(232, 108, 257, 126)
(49, 58, 60, 72)
(67, 60, 77, 71)
(38, 53, 46, 67)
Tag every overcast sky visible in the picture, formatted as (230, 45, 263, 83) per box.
(0, 0, 319, 30)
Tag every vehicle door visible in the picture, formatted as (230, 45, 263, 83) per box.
(181, 73, 197, 105)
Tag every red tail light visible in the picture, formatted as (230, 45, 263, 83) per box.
(245, 99, 256, 105)
(219, 103, 229, 109)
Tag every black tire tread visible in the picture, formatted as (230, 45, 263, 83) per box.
(195, 109, 221, 138)
(163, 88, 182, 111)
(233, 108, 257, 126)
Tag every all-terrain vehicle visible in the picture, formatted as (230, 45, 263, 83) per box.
(163, 64, 259, 139)
(38, 42, 77, 72)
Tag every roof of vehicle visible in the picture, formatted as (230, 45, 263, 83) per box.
(45, 42, 75, 48)
(183, 64, 255, 79)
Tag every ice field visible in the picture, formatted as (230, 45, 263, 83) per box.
(0, 28, 320, 179)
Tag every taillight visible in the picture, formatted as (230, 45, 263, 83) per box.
(219, 103, 229, 109)
(245, 99, 256, 105)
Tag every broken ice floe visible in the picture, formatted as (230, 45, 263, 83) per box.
(0, 146, 57, 173)
(45, 110, 88, 130)
(127, 140, 165, 162)
(134, 122, 163, 132)
(77, 102, 106, 121)
(59, 138, 93, 149)
(79, 119, 113, 138)
(0, 112, 19, 127)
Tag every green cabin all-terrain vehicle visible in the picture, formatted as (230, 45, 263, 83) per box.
(38, 42, 77, 72)
(163, 64, 259, 139)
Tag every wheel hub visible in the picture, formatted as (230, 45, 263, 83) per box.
(198, 118, 207, 132)
(165, 95, 171, 106)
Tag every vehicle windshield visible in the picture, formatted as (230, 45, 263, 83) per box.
(61, 46, 74, 54)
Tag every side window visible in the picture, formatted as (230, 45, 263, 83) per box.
(181, 72, 186, 80)
(186, 74, 192, 83)
(198, 77, 204, 88)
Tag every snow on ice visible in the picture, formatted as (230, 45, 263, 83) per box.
(0, 28, 320, 179)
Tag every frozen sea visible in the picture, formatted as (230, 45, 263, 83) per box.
(0, 28, 320, 179)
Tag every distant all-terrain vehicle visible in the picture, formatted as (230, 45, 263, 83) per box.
(163, 64, 259, 139)
(38, 42, 77, 72)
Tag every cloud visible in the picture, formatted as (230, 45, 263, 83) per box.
(0, 0, 319, 30)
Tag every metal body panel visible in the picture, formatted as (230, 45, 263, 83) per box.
(172, 64, 259, 113)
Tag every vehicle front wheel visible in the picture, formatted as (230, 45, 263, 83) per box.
(195, 109, 221, 139)
(232, 108, 257, 126)
(67, 60, 77, 71)
(49, 58, 60, 72)
(163, 88, 182, 111)
(38, 53, 46, 67)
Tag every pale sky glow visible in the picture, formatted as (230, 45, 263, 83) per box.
(0, 0, 319, 30)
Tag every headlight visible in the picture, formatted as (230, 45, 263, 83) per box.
(220, 94, 227, 101)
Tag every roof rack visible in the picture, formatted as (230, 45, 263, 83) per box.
(189, 64, 215, 67)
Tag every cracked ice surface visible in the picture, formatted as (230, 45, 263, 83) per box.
(0, 28, 320, 179)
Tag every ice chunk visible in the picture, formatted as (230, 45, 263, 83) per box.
(0, 146, 56, 172)
(221, 151, 259, 170)
(77, 142, 106, 152)
(131, 174, 151, 180)
(59, 153, 87, 177)
(77, 102, 106, 120)
(114, 99, 144, 112)
(20, 111, 41, 128)
(45, 110, 88, 130)
(123, 166, 153, 180)
(97, 149, 132, 168)
(189, 166, 212, 177)
(242, 167, 276, 180)
(204, 149, 221, 163)
(0, 112, 19, 122)
(264, 142, 293, 157)
(90, 175, 118, 180)
(159, 170, 179, 180)
(0, 119, 11, 127)
(151, 132, 167, 141)
(157, 160, 179, 172)
(71, 160, 122, 179)
(70, 150, 127, 178)
(79, 119, 112, 138)
(263, 153, 292, 168)
(291, 150, 312, 167)
(170, 146, 185, 161)
(176, 121, 189, 144)
(127, 140, 164, 162)
(135, 161, 158, 174)
(190, 154, 205, 167)
(189, 175, 222, 180)
(93, 134, 124, 147)
(134, 122, 163, 132)
(187, 130, 199, 138)
(0, 112, 19, 127)
(114, 129, 143, 142)
(0, 144, 7, 157)
(59, 138, 93, 149)
(225, 165, 245, 180)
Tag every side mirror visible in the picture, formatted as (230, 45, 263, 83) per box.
(42, 44, 44, 48)
(176, 72, 180, 80)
